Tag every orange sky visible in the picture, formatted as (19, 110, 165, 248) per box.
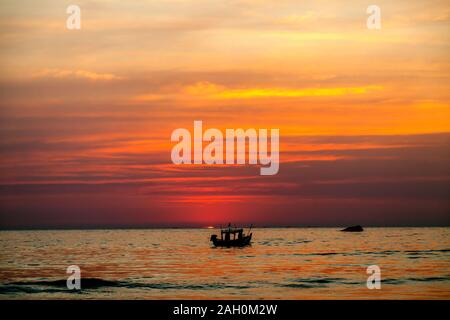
(0, 0, 449, 227)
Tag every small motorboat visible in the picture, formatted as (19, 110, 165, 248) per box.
(210, 224, 252, 247)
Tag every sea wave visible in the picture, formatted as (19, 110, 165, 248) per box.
(0, 278, 253, 295)
(2, 274, 449, 295)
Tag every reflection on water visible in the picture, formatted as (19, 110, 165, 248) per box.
(0, 228, 449, 299)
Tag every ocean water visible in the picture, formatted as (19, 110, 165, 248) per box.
(0, 228, 449, 299)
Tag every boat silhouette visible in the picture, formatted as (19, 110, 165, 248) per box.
(210, 224, 252, 247)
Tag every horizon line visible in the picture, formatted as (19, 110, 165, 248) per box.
(1, 224, 449, 231)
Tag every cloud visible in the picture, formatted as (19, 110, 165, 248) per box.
(0, 132, 449, 227)
(182, 81, 382, 99)
(32, 69, 123, 81)
(277, 11, 317, 25)
(131, 81, 382, 102)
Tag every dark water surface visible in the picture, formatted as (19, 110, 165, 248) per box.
(0, 228, 449, 299)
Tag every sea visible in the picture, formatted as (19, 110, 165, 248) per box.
(0, 227, 449, 299)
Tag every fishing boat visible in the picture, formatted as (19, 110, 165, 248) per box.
(210, 224, 252, 247)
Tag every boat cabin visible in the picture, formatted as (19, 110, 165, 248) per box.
(221, 226, 244, 241)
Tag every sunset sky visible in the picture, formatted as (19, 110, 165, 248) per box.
(0, 0, 449, 228)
